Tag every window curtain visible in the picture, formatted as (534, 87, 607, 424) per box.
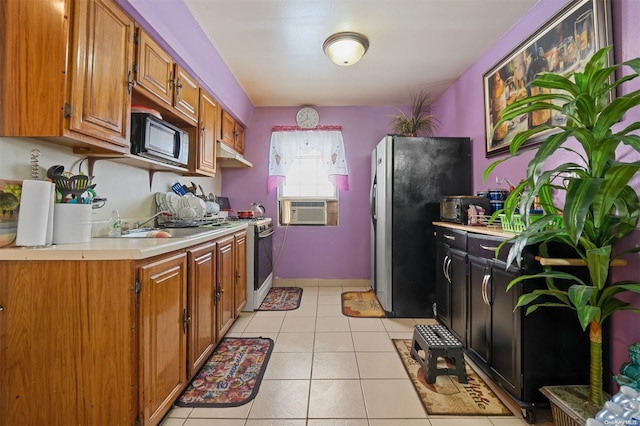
(268, 125, 349, 192)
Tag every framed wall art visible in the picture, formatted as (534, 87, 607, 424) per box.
(483, 0, 612, 157)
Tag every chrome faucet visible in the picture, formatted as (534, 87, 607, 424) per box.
(135, 211, 172, 229)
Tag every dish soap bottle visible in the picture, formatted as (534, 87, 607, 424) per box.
(108, 209, 122, 236)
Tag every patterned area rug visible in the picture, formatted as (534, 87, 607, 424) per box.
(393, 339, 513, 416)
(258, 287, 303, 311)
(176, 337, 274, 407)
(341, 290, 385, 318)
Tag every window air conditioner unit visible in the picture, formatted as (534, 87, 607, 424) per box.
(282, 200, 327, 225)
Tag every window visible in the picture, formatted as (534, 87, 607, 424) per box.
(268, 128, 348, 226)
(278, 149, 338, 200)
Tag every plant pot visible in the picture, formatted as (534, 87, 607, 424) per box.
(540, 386, 606, 426)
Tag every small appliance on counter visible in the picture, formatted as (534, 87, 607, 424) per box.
(130, 112, 189, 167)
(440, 195, 491, 224)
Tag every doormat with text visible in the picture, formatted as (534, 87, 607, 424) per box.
(176, 337, 273, 407)
(341, 290, 385, 318)
(393, 339, 513, 416)
(258, 287, 303, 311)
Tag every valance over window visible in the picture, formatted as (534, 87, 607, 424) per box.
(268, 126, 349, 192)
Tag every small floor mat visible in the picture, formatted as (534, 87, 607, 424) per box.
(393, 339, 513, 416)
(258, 287, 303, 311)
(176, 337, 274, 407)
(341, 290, 385, 318)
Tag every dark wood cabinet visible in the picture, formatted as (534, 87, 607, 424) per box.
(434, 224, 591, 418)
(435, 228, 467, 344)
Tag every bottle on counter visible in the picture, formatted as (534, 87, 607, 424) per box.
(108, 209, 122, 237)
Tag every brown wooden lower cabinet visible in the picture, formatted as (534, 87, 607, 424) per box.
(0, 231, 247, 425)
(187, 242, 218, 378)
(0, 260, 137, 426)
(138, 252, 188, 426)
(216, 235, 236, 339)
(234, 231, 247, 316)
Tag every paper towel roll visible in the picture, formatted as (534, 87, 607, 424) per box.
(16, 180, 55, 247)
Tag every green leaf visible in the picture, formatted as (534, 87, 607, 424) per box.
(568, 284, 595, 309)
(564, 179, 603, 245)
(585, 247, 611, 291)
(576, 305, 599, 330)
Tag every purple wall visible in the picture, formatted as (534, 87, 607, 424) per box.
(223, 107, 396, 279)
(435, 0, 640, 388)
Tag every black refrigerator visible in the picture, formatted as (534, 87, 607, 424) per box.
(370, 135, 471, 317)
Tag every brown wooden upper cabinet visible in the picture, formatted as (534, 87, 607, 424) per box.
(134, 28, 199, 126)
(0, 0, 134, 153)
(220, 110, 245, 154)
(194, 90, 218, 176)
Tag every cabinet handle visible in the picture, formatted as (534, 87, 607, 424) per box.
(481, 274, 491, 305)
(169, 71, 175, 88)
(480, 244, 499, 252)
(0, 305, 3, 312)
(446, 258, 452, 283)
(443, 234, 455, 241)
(442, 255, 451, 283)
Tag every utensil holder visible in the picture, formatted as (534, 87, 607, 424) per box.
(53, 204, 92, 244)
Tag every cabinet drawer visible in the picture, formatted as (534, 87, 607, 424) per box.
(436, 227, 467, 251)
(467, 233, 513, 262)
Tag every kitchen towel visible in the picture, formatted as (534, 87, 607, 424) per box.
(15, 180, 55, 247)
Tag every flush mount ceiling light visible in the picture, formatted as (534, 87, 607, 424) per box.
(323, 32, 369, 66)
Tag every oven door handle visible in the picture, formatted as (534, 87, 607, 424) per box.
(258, 228, 275, 239)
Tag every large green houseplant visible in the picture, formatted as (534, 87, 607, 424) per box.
(484, 46, 640, 410)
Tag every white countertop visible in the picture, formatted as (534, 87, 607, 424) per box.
(433, 221, 516, 239)
(0, 223, 248, 261)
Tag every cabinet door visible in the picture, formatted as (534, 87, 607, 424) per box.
(0, 0, 70, 136)
(234, 122, 245, 154)
(68, 0, 133, 148)
(216, 236, 235, 339)
(187, 243, 217, 378)
(490, 261, 522, 397)
(468, 255, 490, 365)
(435, 240, 451, 327)
(220, 110, 236, 148)
(174, 65, 199, 124)
(234, 231, 247, 316)
(449, 248, 467, 345)
(0, 260, 136, 425)
(138, 253, 188, 426)
(195, 91, 217, 176)
(134, 27, 174, 108)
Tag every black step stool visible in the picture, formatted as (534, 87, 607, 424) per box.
(411, 324, 467, 384)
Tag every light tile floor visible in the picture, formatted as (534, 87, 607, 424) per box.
(161, 285, 554, 425)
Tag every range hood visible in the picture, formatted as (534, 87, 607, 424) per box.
(216, 142, 253, 168)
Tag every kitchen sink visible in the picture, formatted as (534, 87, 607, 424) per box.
(101, 227, 217, 238)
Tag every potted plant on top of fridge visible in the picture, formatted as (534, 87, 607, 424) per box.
(484, 46, 640, 420)
(389, 89, 439, 137)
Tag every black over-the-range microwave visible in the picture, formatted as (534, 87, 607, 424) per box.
(130, 113, 189, 167)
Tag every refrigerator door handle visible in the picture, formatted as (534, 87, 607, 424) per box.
(370, 177, 377, 224)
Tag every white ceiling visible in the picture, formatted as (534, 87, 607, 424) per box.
(183, 0, 539, 107)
